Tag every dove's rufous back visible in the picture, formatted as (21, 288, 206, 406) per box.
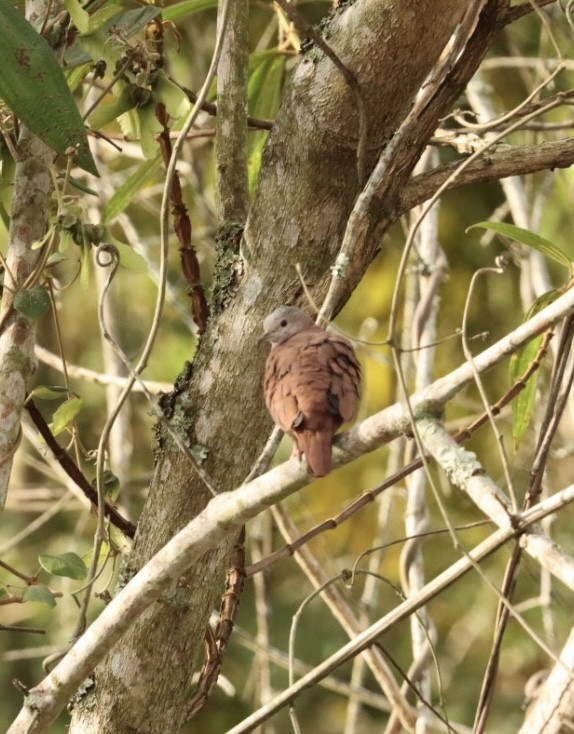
(263, 306, 361, 477)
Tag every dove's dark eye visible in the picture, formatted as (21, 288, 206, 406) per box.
(280, 319, 287, 327)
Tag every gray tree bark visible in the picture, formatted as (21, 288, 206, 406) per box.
(69, 1, 504, 731)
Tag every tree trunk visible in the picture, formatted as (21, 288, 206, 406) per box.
(69, 1, 498, 731)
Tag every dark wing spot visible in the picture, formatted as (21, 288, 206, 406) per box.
(327, 392, 340, 416)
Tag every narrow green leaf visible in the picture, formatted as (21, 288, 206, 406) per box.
(85, 4, 123, 34)
(63, 0, 90, 34)
(247, 56, 285, 193)
(524, 289, 562, 320)
(67, 176, 99, 196)
(87, 84, 141, 130)
(29, 385, 70, 401)
(82, 542, 109, 570)
(248, 49, 287, 71)
(103, 155, 162, 223)
(13, 285, 51, 319)
(509, 335, 542, 447)
(108, 522, 131, 552)
(509, 289, 559, 447)
(46, 252, 68, 266)
(65, 62, 93, 93)
(39, 552, 87, 580)
(23, 584, 57, 607)
(137, 103, 164, 159)
(468, 221, 572, 271)
(101, 6, 162, 37)
(163, 0, 218, 22)
(49, 396, 83, 436)
(80, 239, 93, 287)
(0, 0, 97, 175)
(154, 72, 191, 121)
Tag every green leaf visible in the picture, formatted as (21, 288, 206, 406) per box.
(163, 0, 218, 22)
(524, 289, 562, 320)
(103, 155, 162, 223)
(108, 523, 130, 551)
(106, 235, 148, 273)
(0, 0, 97, 175)
(65, 62, 93, 93)
(23, 584, 57, 607)
(64, 7, 162, 68)
(80, 238, 93, 287)
(104, 6, 162, 36)
(468, 221, 572, 271)
(49, 396, 83, 436)
(85, 4, 124, 34)
(58, 230, 74, 253)
(509, 335, 542, 447)
(137, 102, 164, 159)
(29, 385, 70, 401)
(67, 176, 99, 196)
(39, 552, 87, 580)
(247, 56, 284, 193)
(63, 0, 90, 34)
(13, 285, 51, 318)
(117, 106, 139, 142)
(509, 290, 559, 447)
(154, 72, 191, 121)
(248, 49, 286, 71)
(46, 252, 68, 267)
(82, 542, 109, 570)
(87, 84, 142, 130)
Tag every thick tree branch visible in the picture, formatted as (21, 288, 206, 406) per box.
(417, 417, 574, 591)
(399, 138, 574, 215)
(0, 118, 54, 505)
(519, 626, 574, 734)
(226, 481, 574, 734)
(224, 484, 574, 734)
(215, 0, 249, 221)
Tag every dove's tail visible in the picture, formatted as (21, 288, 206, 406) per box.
(299, 430, 333, 477)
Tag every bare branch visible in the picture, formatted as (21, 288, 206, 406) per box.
(225, 485, 574, 734)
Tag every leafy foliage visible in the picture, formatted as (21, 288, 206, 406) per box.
(13, 285, 51, 318)
(0, 0, 97, 174)
(38, 552, 87, 580)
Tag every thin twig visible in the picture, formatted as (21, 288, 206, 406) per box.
(24, 400, 136, 538)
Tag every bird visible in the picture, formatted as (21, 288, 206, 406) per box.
(263, 305, 361, 477)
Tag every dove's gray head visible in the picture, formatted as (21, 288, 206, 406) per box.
(263, 306, 317, 345)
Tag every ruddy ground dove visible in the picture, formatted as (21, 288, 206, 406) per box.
(263, 306, 361, 477)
